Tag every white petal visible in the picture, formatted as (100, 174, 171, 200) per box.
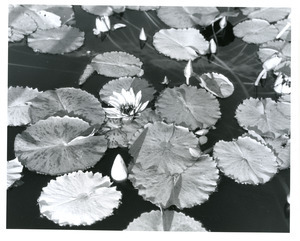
(95, 17, 110, 33)
(195, 129, 209, 136)
(103, 108, 123, 118)
(139, 27, 147, 41)
(219, 16, 227, 29)
(263, 56, 282, 71)
(135, 90, 142, 107)
(112, 91, 126, 105)
(112, 23, 126, 30)
(103, 15, 111, 30)
(139, 101, 149, 112)
(189, 147, 201, 158)
(111, 154, 128, 182)
(108, 98, 121, 108)
(209, 39, 217, 54)
(184, 60, 193, 85)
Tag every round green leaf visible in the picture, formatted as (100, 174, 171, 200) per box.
(14, 116, 107, 175)
(27, 25, 84, 54)
(246, 8, 290, 23)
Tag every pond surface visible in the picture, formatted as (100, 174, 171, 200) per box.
(7, 5, 290, 231)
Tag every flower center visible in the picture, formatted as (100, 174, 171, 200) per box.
(120, 104, 135, 115)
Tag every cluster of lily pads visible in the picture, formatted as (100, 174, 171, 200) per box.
(8, 5, 290, 231)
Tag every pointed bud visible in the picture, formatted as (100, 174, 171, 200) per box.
(209, 38, 217, 54)
(184, 60, 193, 85)
(139, 27, 147, 41)
(219, 16, 227, 29)
(111, 154, 128, 182)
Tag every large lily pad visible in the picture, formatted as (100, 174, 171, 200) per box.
(155, 85, 221, 130)
(14, 116, 107, 175)
(213, 136, 278, 185)
(81, 5, 125, 16)
(99, 77, 155, 104)
(7, 158, 23, 189)
(8, 86, 42, 126)
(244, 7, 290, 23)
(157, 7, 219, 28)
(233, 19, 278, 44)
(235, 97, 290, 138)
(129, 122, 199, 174)
(27, 25, 84, 54)
(125, 210, 207, 231)
(38, 171, 121, 226)
(129, 154, 219, 208)
(91, 52, 144, 78)
(153, 28, 209, 61)
(29, 87, 106, 126)
(257, 40, 291, 63)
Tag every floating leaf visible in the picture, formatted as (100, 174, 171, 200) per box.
(81, 5, 125, 16)
(157, 7, 219, 28)
(126, 6, 159, 11)
(125, 210, 207, 231)
(7, 158, 23, 189)
(235, 97, 290, 138)
(91, 52, 144, 78)
(129, 154, 219, 208)
(38, 171, 121, 226)
(196, 72, 234, 98)
(99, 77, 155, 104)
(27, 25, 85, 54)
(78, 64, 95, 85)
(156, 85, 221, 130)
(14, 116, 107, 175)
(257, 40, 291, 63)
(233, 19, 278, 44)
(275, 19, 291, 41)
(8, 86, 42, 126)
(29, 87, 106, 126)
(153, 28, 209, 61)
(244, 7, 290, 23)
(129, 122, 199, 174)
(213, 136, 278, 185)
(8, 5, 37, 42)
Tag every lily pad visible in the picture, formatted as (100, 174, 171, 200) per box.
(14, 116, 107, 175)
(38, 171, 121, 226)
(8, 86, 42, 126)
(197, 72, 234, 98)
(126, 6, 159, 11)
(153, 28, 209, 61)
(275, 19, 291, 41)
(81, 5, 125, 16)
(125, 210, 207, 231)
(8, 5, 37, 42)
(129, 154, 219, 208)
(235, 97, 290, 138)
(244, 7, 290, 23)
(27, 25, 85, 54)
(99, 77, 155, 104)
(155, 85, 221, 130)
(213, 136, 278, 185)
(29, 87, 106, 126)
(129, 121, 199, 174)
(233, 19, 278, 44)
(91, 52, 144, 78)
(257, 40, 291, 63)
(157, 7, 219, 28)
(7, 158, 23, 189)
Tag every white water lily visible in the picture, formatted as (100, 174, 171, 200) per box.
(111, 154, 128, 182)
(219, 16, 227, 29)
(93, 16, 111, 36)
(274, 74, 291, 94)
(103, 88, 149, 119)
(209, 38, 217, 54)
(184, 60, 193, 85)
(139, 27, 147, 41)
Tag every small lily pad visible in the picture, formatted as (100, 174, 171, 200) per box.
(27, 25, 85, 54)
(91, 52, 144, 78)
(15, 116, 108, 175)
(126, 6, 159, 11)
(153, 28, 209, 61)
(7, 158, 23, 189)
(155, 85, 221, 130)
(81, 5, 125, 16)
(125, 210, 207, 231)
(38, 171, 121, 226)
(244, 7, 290, 23)
(257, 40, 291, 63)
(233, 19, 278, 44)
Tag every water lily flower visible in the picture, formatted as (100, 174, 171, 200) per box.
(103, 88, 149, 119)
(139, 27, 147, 49)
(219, 16, 227, 29)
(274, 74, 291, 94)
(161, 76, 170, 85)
(111, 154, 128, 182)
(184, 60, 193, 85)
(209, 38, 217, 54)
(93, 16, 111, 36)
(254, 54, 282, 86)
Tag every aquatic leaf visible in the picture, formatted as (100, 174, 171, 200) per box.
(233, 19, 278, 44)
(265, 135, 290, 170)
(235, 97, 290, 138)
(81, 5, 125, 16)
(257, 40, 291, 63)
(38, 171, 121, 226)
(99, 77, 155, 104)
(91, 52, 144, 78)
(14, 116, 107, 175)
(156, 85, 221, 130)
(8, 86, 42, 126)
(126, 6, 159, 11)
(129, 154, 219, 208)
(8, 5, 37, 42)
(78, 64, 95, 85)
(27, 25, 84, 54)
(213, 136, 278, 185)
(157, 7, 219, 28)
(105, 128, 128, 148)
(153, 28, 209, 61)
(244, 7, 290, 23)
(29, 87, 106, 126)
(7, 158, 23, 189)
(274, 61, 291, 77)
(111, 154, 128, 182)
(197, 72, 234, 98)
(125, 210, 207, 231)
(129, 122, 199, 174)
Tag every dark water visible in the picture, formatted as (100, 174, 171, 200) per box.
(7, 6, 290, 231)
